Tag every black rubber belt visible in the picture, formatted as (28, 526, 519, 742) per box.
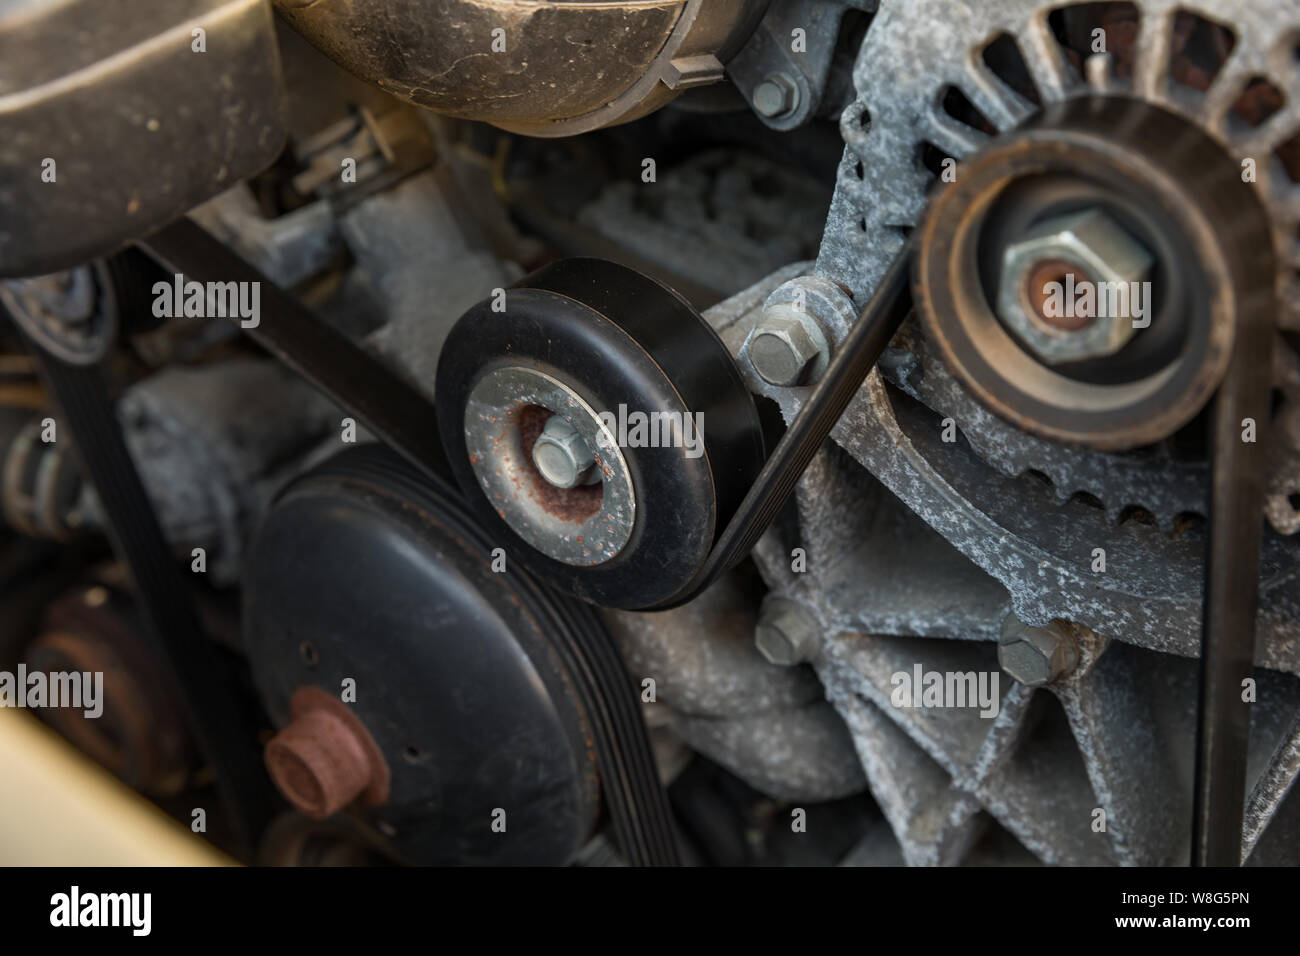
(138, 220, 686, 865)
(1191, 285, 1273, 866)
(545, 590, 681, 864)
(658, 236, 916, 608)
(140, 219, 457, 486)
(18, 341, 276, 853)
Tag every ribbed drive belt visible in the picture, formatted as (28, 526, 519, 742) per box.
(657, 239, 916, 608)
(17, 341, 275, 853)
(138, 219, 915, 865)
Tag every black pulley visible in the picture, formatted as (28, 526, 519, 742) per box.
(244, 444, 681, 865)
(244, 445, 600, 864)
(435, 257, 765, 610)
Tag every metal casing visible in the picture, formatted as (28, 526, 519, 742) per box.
(0, 0, 287, 277)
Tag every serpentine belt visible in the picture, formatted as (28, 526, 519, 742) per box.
(14, 337, 276, 855)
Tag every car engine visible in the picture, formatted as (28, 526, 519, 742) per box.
(1, 0, 1298, 871)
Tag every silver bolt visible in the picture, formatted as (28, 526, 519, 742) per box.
(755, 597, 821, 666)
(997, 615, 1079, 688)
(997, 208, 1154, 365)
(752, 73, 800, 119)
(532, 415, 597, 489)
(748, 306, 829, 387)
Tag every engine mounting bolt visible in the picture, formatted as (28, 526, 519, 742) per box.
(752, 73, 800, 119)
(755, 596, 821, 666)
(997, 207, 1154, 365)
(532, 414, 598, 489)
(997, 615, 1079, 688)
(748, 305, 829, 387)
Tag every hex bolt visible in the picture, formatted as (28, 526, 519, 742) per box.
(997, 615, 1079, 688)
(532, 414, 597, 489)
(996, 207, 1155, 365)
(755, 596, 821, 666)
(752, 73, 800, 119)
(748, 305, 830, 387)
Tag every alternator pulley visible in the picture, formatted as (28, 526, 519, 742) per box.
(915, 97, 1274, 450)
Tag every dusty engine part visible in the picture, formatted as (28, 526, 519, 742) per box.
(775, 0, 1300, 659)
(190, 186, 347, 293)
(0, 0, 287, 277)
(806, 0, 1300, 531)
(695, 0, 1300, 867)
(745, 424, 1300, 865)
(727, 0, 871, 131)
(436, 257, 765, 609)
(24, 586, 194, 797)
(345, 169, 522, 388)
(194, 161, 521, 389)
(243, 445, 605, 864)
(115, 360, 338, 584)
(273, 0, 770, 137)
(602, 567, 866, 802)
(503, 134, 836, 306)
(700, 231, 1298, 865)
(1, 359, 338, 584)
(574, 149, 831, 297)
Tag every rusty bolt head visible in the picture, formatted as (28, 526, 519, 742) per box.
(264, 686, 390, 821)
(748, 306, 829, 387)
(997, 208, 1154, 365)
(755, 596, 821, 666)
(998, 616, 1079, 688)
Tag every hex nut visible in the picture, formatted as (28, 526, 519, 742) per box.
(997, 208, 1155, 365)
(998, 616, 1079, 688)
(755, 596, 821, 666)
(748, 305, 830, 387)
